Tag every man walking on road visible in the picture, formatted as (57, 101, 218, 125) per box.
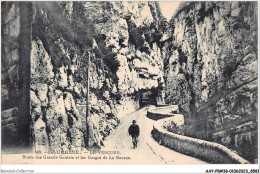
(128, 120, 140, 149)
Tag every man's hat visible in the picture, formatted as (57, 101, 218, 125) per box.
(132, 120, 136, 123)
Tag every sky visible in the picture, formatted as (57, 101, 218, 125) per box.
(158, 1, 181, 21)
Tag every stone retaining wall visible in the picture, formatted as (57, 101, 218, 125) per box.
(147, 105, 179, 120)
(152, 115, 250, 164)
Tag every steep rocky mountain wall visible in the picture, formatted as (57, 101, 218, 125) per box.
(28, 1, 166, 151)
(2, 2, 33, 151)
(164, 1, 257, 162)
(1, 1, 257, 163)
(2, 2, 21, 149)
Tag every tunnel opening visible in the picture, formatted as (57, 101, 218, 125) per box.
(139, 88, 158, 107)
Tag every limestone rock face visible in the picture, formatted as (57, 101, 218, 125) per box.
(2, 1, 256, 163)
(29, 1, 166, 151)
(1, 2, 26, 151)
(164, 1, 257, 162)
(83, 2, 165, 95)
(1, 2, 21, 113)
(34, 117, 49, 152)
(31, 39, 54, 82)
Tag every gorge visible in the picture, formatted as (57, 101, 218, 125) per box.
(1, 1, 258, 163)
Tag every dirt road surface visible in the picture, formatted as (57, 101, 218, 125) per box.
(102, 106, 208, 164)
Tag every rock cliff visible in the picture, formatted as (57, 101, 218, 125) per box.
(1, 1, 257, 163)
(164, 1, 257, 162)
(29, 1, 166, 151)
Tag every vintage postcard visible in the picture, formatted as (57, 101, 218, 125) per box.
(1, 1, 258, 170)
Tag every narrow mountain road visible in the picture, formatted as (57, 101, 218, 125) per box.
(102, 106, 207, 164)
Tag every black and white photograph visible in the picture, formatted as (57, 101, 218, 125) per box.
(1, 0, 258, 170)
